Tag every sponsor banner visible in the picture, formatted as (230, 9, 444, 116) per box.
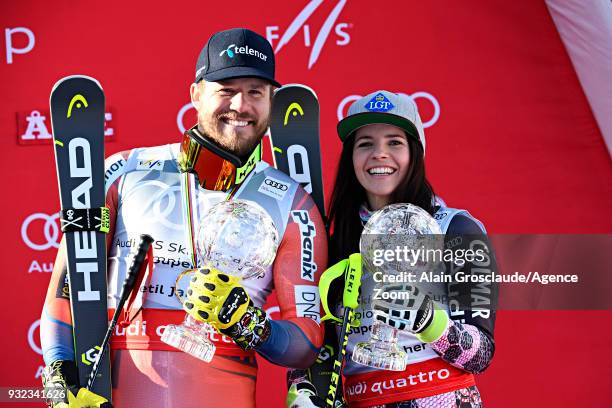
(109, 308, 254, 357)
(344, 358, 475, 407)
(16, 109, 115, 145)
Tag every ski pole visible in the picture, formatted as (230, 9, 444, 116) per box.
(87, 234, 154, 390)
(322, 253, 362, 408)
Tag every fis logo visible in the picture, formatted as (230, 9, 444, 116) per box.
(136, 159, 163, 171)
(291, 211, 317, 281)
(266, 0, 352, 69)
(366, 93, 395, 113)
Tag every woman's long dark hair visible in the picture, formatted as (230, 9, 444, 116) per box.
(327, 132, 436, 263)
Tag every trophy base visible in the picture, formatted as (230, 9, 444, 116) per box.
(161, 323, 216, 362)
(352, 341, 406, 371)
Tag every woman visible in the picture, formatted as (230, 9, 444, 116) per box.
(289, 90, 497, 408)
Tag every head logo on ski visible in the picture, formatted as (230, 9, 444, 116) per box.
(67, 94, 89, 118)
(283, 102, 305, 126)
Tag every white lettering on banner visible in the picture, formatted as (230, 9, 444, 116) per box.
(5, 27, 35, 64)
(21, 212, 61, 251)
(295, 285, 321, 323)
(28, 260, 54, 273)
(104, 112, 114, 136)
(338, 92, 441, 128)
(18, 109, 114, 145)
(266, 0, 352, 69)
(291, 211, 317, 281)
(20, 111, 52, 140)
(345, 369, 452, 397)
(114, 320, 147, 336)
(28, 320, 42, 355)
(287, 145, 312, 194)
(35, 366, 44, 379)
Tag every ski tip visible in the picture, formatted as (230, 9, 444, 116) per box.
(275, 83, 318, 98)
(54, 139, 64, 147)
(51, 75, 103, 94)
(273, 147, 283, 153)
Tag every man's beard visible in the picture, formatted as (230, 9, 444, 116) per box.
(198, 111, 269, 159)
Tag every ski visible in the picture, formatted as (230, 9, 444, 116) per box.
(50, 75, 112, 400)
(270, 84, 326, 219)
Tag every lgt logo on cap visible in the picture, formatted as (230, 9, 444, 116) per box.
(366, 93, 395, 113)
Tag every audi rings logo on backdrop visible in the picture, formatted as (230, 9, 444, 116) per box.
(337, 92, 441, 128)
(21, 212, 61, 251)
(28, 319, 42, 355)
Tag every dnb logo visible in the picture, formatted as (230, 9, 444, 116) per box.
(266, 0, 352, 69)
(21, 212, 61, 251)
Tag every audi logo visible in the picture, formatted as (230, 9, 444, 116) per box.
(264, 179, 288, 191)
(28, 319, 42, 355)
(21, 212, 61, 251)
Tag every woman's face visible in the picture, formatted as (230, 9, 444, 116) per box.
(352, 123, 410, 211)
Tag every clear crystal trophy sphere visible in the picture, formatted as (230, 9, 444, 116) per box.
(161, 199, 279, 362)
(352, 203, 442, 371)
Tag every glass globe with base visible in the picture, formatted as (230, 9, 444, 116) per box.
(161, 199, 279, 362)
(351, 203, 442, 372)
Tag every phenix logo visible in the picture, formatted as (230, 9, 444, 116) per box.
(219, 44, 268, 61)
(266, 0, 352, 69)
(291, 211, 317, 281)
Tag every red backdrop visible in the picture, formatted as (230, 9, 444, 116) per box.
(1, 1, 611, 407)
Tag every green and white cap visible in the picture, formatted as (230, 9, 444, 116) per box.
(337, 90, 426, 152)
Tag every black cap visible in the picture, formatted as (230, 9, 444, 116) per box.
(195, 28, 280, 87)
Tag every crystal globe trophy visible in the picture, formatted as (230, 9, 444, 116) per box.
(351, 203, 442, 371)
(161, 199, 279, 362)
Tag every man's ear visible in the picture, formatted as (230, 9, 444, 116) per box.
(190, 82, 202, 110)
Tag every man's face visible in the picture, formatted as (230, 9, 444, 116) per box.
(190, 77, 273, 158)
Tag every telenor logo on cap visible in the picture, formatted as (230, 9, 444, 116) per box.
(365, 93, 395, 112)
(219, 43, 268, 61)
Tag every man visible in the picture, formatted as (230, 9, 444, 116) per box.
(40, 28, 327, 408)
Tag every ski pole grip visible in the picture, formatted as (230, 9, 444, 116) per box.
(123, 234, 154, 294)
(344, 253, 362, 309)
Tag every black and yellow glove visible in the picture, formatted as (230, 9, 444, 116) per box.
(184, 267, 271, 350)
(41, 360, 111, 408)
